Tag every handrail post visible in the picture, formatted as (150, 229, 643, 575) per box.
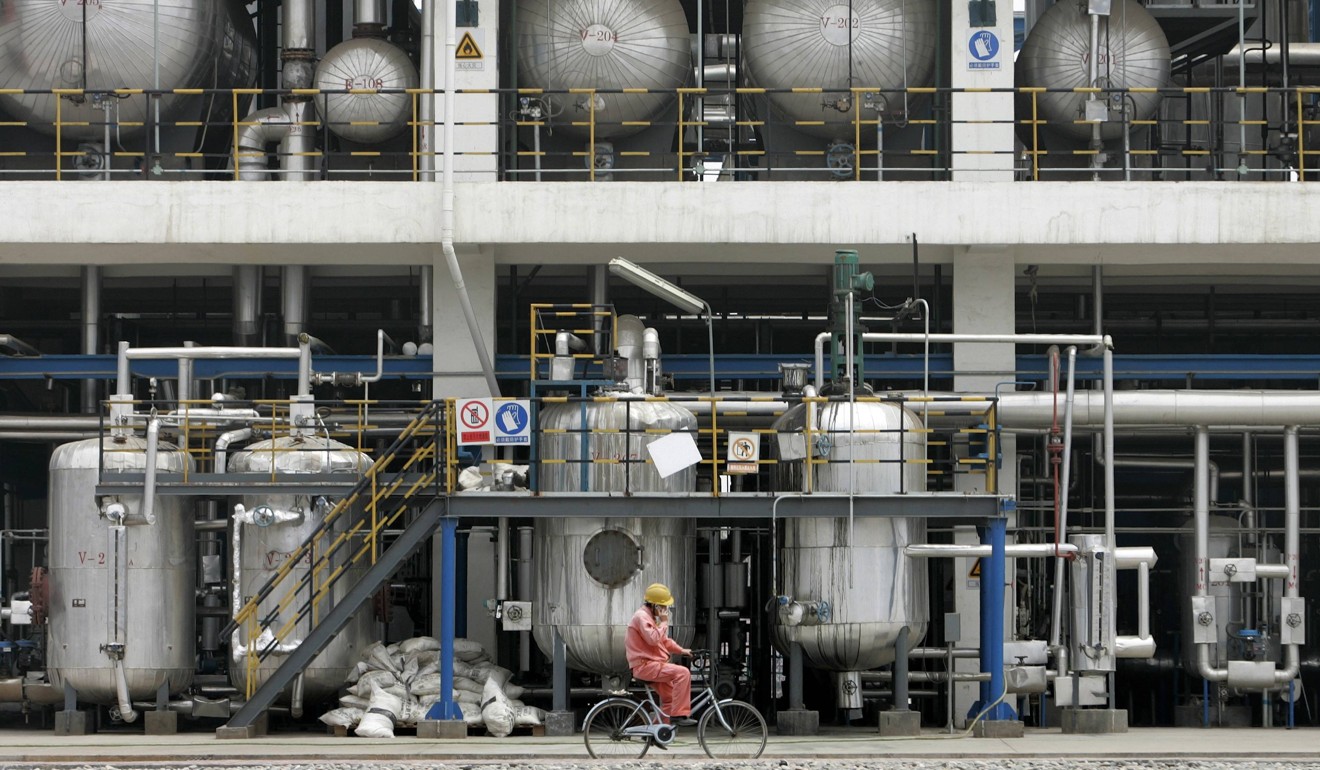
(1032, 89, 1040, 181)
(589, 89, 597, 182)
(1298, 88, 1306, 182)
(853, 87, 861, 181)
(677, 91, 685, 181)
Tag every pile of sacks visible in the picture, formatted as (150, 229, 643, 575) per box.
(319, 636, 546, 738)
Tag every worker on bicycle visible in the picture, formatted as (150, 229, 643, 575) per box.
(626, 582, 696, 726)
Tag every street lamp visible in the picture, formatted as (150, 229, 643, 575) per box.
(607, 257, 715, 397)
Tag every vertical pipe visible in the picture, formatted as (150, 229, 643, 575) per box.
(419, 265, 434, 343)
(788, 642, 804, 710)
(233, 266, 262, 346)
(1137, 561, 1150, 640)
(894, 625, 911, 710)
(1103, 346, 1115, 552)
(1088, 12, 1102, 178)
(552, 627, 568, 712)
(429, 516, 460, 720)
(496, 518, 509, 602)
(420, 0, 436, 180)
(518, 525, 532, 673)
(81, 265, 100, 414)
(1049, 346, 1076, 650)
(707, 529, 720, 655)
(1195, 428, 1210, 606)
(283, 266, 307, 343)
(978, 518, 1012, 720)
(590, 266, 608, 355)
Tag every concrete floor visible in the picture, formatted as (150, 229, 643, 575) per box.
(0, 726, 1315, 762)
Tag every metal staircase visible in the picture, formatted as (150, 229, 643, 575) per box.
(220, 400, 450, 730)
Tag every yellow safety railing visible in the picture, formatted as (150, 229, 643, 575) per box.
(5, 84, 1320, 182)
(529, 303, 617, 383)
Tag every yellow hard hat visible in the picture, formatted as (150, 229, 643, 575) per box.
(644, 583, 674, 607)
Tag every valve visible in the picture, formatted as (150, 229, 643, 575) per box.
(1197, 611, 1214, 627)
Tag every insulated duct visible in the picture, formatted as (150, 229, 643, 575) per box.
(81, 266, 100, 414)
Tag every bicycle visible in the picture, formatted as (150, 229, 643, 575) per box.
(582, 650, 768, 759)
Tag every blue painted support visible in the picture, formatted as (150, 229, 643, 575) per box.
(427, 517, 461, 720)
(972, 518, 1016, 721)
(1289, 679, 1296, 729)
(1202, 679, 1209, 727)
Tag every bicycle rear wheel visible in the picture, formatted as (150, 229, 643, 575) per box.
(583, 699, 651, 759)
(697, 700, 768, 759)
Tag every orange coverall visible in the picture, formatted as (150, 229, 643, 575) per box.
(625, 605, 691, 719)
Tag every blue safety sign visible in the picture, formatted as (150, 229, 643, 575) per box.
(494, 401, 531, 445)
(968, 30, 1001, 70)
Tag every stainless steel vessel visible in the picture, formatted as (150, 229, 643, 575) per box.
(533, 397, 697, 675)
(743, 0, 938, 139)
(771, 399, 928, 705)
(227, 435, 374, 703)
(1016, 0, 1169, 141)
(0, 0, 257, 140)
(314, 37, 418, 144)
(516, 0, 691, 138)
(47, 436, 195, 704)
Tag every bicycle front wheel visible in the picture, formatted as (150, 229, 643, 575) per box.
(583, 699, 651, 759)
(698, 700, 768, 759)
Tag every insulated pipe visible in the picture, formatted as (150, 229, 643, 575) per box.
(994, 390, 1320, 428)
(280, 101, 315, 182)
(419, 0, 436, 181)
(283, 0, 314, 50)
(1194, 427, 1228, 683)
(282, 266, 307, 342)
(81, 265, 100, 414)
(111, 658, 139, 723)
(905, 543, 1079, 558)
(440, 0, 499, 398)
(118, 343, 312, 399)
(140, 417, 160, 526)
(214, 428, 252, 473)
(1049, 346, 1077, 650)
(0, 334, 40, 356)
(1088, 11, 1103, 175)
(355, 0, 386, 27)
(231, 514, 243, 664)
(1277, 426, 1301, 684)
(236, 108, 296, 180)
(0, 417, 99, 430)
(496, 518, 509, 603)
(813, 332, 1110, 392)
(232, 266, 262, 344)
(1099, 456, 1221, 501)
(591, 266, 608, 355)
(419, 265, 434, 343)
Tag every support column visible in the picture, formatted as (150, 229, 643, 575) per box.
(421, 516, 466, 739)
(951, 0, 1015, 180)
(430, 245, 496, 399)
(971, 517, 1020, 736)
(951, 247, 1017, 724)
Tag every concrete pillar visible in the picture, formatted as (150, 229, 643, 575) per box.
(951, 247, 1017, 724)
(430, 245, 496, 399)
(429, 0, 499, 179)
(950, 0, 1015, 181)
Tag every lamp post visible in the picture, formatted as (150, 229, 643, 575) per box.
(607, 257, 715, 398)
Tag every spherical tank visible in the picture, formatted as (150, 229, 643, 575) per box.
(1016, 0, 1169, 142)
(770, 400, 928, 672)
(532, 399, 697, 675)
(516, 0, 691, 139)
(743, 0, 938, 139)
(314, 38, 418, 144)
(0, 0, 257, 140)
(227, 436, 374, 703)
(47, 437, 195, 704)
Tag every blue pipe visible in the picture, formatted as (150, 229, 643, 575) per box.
(971, 517, 1016, 721)
(1289, 679, 1296, 729)
(427, 516, 460, 720)
(1202, 678, 1209, 727)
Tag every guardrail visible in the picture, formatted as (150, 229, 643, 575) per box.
(1, 85, 1317, 181)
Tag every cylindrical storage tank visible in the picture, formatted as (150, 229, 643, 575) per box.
(0, 1, 257, 140)
(743, 0, 938, 139)
(532, 398, 697, 675)
(314, 38, 419, 144)
(47, 437, 195, 705)
(770, 401, 928, 687)
(1016, 0, 1170, 142)
(227, 436, 374, 704)
(516, 0, 691, 139)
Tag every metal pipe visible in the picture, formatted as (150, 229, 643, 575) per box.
(1050, 346, 1077, 649)
(118, 344, 311, 398)
(290, 672, 304, 719)
(1194, 427, 1227, 683)
(518, 525, 532, 672)
(893, 625, 910, 710)
(282, 266, 307, 342)
(496, 518, 509, 603)
(214, 428, 252, 473)
(0, 334, 40, 357)
(82, 265, 100, 413)
(1088, 11, 1102, 177)
(1276, 426, 1301, 683)
(419, 265, 434, 343)
(440, 0, 499, 397)
(280, 101, 315, 182)
(112, 658, 139, 723)
(354, 0, 386, 27)
(236, 108, 296, 180)
(905, 543, 1079, 558)
(0, 416, 99, 430)
(232, 265, 262, 344)
(995, 390, 1320, 428)
(1098, 455, 1221, 502)
(419, 0, 436, 181)
(141, 418, 160, 526)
